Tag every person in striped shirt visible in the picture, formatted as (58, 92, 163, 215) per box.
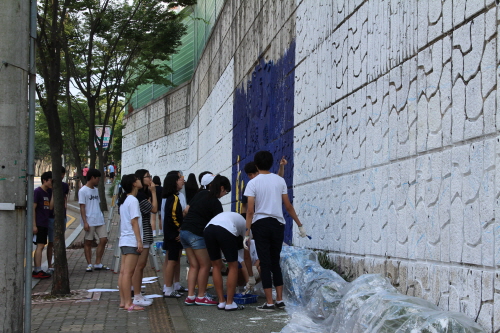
(131, 169, 157, 307)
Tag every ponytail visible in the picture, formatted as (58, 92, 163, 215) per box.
(208, 175, 231, 198)
(118, 174, 137, 206)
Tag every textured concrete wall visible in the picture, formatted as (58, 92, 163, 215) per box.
(122, 1, 500, 329)
(291, 1, 499, 331)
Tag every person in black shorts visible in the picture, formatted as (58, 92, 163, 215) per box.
(162, 173, 185, 298)
(33, 171, 54, 279)
(204, 212, 251, 311)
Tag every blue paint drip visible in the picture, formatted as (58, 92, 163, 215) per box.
(232, 42, 296, 244)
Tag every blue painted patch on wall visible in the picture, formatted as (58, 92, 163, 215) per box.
(232, 41, 296, 244)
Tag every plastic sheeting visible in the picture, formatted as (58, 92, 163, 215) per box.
(280, 246, 347, 319)
(279, 246, 485, 333)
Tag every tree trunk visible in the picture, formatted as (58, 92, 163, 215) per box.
(44, 100, 70, 295)
(97, 156, 108, 212)
(49, 147, 71, 295)
(73, 179, 80, 201)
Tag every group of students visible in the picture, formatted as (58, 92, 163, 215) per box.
(118, 150, 306, 312)
(33, 167, 110, 278)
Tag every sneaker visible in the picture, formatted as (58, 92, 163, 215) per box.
(86, 264, 93, 272)
(133, 298, 153, 307)
(275, 301, 286, 309)
(195, 296, 217, 306)
(204, 291, 215, 299)
(176, 285, 188, 292)
(256, 303, 275, 312)
(32, 270, 51, 279)
(47, 267, 54, 274)
(184, 297, 196, 305)
(163, 290, 183, 298)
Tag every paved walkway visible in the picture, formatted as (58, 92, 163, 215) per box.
(30, 186, 289, 333)
(31, 190, 175, 333)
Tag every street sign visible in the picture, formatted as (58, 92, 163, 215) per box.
(95, 125, 112, 149)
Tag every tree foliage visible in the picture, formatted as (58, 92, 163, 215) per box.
(36, 0, 197, 294)
(64, 0, 196, 211)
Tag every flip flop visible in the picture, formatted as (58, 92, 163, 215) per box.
(94, 265, 110, 271)
(127, 304, 145, 312)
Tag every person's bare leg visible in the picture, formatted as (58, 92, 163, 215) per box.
(47, 242, 53, 268)
(226, 261, 239, 305)
(211, 259, 225, 303)
(84, 240, 92, 265)
(264, 288, 273, 305)
(193, 248, 211, 297)
(162, 250, 169, 292)
(118, 255, 126, 307)
(132, 249, 148, 295)
(276, 285, 283, 302)
(185, 248, 198, 297)
(122, 254, 140, 309)
(34, 243, 45, 268)
(174, 259, 181, 285)
(165, 260, 178, 289)
(95, 237, 107, 265)
(151, 213, 156, 235)
(239, 263, 249, 287)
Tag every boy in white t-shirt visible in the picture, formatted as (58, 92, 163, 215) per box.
(244, 151, 307, 312)
(79, 168, 108, 272)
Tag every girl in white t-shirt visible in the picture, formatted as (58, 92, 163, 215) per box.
(118, 174, 144, 312)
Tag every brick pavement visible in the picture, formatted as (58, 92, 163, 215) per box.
(31, 203, 176, 333)
(29, 189, 289, 333)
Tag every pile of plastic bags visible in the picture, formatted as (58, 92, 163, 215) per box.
(279, 246, 485, 333)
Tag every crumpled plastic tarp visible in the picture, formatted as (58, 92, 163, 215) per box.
(279, 246, 485, 333)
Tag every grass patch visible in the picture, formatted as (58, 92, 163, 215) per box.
(107, 176, 121, 197)
(316, 251, 355, 282)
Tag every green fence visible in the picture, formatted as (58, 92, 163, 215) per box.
(129, 0, 225, 110)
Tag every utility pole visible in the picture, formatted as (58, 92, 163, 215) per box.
(0, 0, 29, 332)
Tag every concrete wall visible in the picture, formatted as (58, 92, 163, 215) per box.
(122, 1, 500, 330)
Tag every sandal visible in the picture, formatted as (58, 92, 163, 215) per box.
(127, 304, 144, 312)
(94, 265, 110, 271)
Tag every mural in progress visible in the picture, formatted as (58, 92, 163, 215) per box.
(232, 42, 296, 244)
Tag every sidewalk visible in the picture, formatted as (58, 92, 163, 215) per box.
(30, 186, 289, 333)
(30, 188, 175, 333)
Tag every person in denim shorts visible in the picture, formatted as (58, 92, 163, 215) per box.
(180, 174, 230, 306)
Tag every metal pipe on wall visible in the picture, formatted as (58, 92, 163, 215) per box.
(24, 0, 37, 331)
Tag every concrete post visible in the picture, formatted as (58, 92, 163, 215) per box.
(0, 0, 29, 332)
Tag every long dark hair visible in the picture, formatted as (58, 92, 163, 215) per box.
(134, 169, 150, 198)
(208, 175, 231, 198)
(162, 173, 180, 198)
(118, 174, 137, 206)
(185, 173, 198, 203)
(152, 176, 162, 186)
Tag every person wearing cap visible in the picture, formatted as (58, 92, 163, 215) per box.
(200, 173, 215, 189)
(198, 171, 212, 189)
(179, 174, 231, 306)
